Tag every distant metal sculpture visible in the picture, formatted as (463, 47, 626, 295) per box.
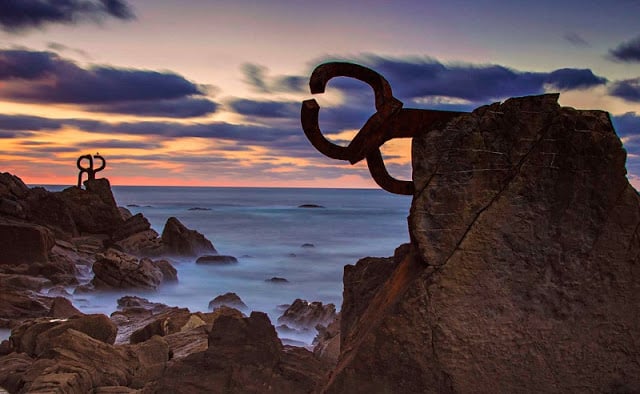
(77, 153, 106, 188)
(301, 62, 467, 195)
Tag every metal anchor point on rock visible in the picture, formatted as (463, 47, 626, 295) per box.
(77, 153, 106, 188)
(301, 62, 467, 195)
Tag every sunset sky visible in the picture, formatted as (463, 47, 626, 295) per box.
(1, 0, 639, 188)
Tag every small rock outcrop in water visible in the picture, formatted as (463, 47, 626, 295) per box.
(324, 95, 640, 393)
(298, 204, 324, 208)
(195, 255, 238, 264)
(91, 249, 176, 290)
(161, 217, 216, 256)
(208, 292, 248, 312)
(277, 298, 337, 331)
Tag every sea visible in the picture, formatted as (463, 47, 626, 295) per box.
(4, 186, 412, 344)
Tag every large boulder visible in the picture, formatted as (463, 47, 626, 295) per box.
(112, 213, 164, 256)
(0, 220, 55, 265)
(161, 217, 216, 256)
(59, 181, 124, 235)
(91, 249, 165, 290)
(324, 95, 640, 393)
(208, 292, 248, 312)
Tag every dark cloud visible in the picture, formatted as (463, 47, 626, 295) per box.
(609, 35, 640, 62)
(89, 97, 219, 118)
(564, 32, 590, 47)
(0, 114, 63, 130)
(0, 49, 217, 118)
(241, 63, 306, 93)
(360, 56, 608, 102)
(609, 78, 640, 102)
(228, 99, 298, 118)
(0, 0, 135, 32)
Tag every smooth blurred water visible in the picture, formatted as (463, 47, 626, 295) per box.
(39, 186, 412, 343)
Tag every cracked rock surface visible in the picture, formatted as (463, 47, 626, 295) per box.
(325, 94, 640, 393)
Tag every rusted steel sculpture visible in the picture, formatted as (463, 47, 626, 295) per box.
(301, 62, 466, 195)
(77, 153, 106, 188)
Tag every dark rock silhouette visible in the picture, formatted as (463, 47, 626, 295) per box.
(324, 95, 640, 393)
(298, 204, 324, 208)
(196, 255, 237, 264)
(277, 298, 336, 332)
(161, 217, 216, 256)
(208, 292, 248, 312)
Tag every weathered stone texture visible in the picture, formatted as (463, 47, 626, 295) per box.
(326, 95, 640, 393)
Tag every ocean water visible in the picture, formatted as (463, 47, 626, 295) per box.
(23, 186, 412, 344)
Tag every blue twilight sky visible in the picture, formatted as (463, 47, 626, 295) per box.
(0, 0, 639, 188)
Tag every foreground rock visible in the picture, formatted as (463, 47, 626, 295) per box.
(146, 311, 331, 393)
(324, 95, 640, 392)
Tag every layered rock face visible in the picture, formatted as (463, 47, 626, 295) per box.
(326, 95, 640, 393)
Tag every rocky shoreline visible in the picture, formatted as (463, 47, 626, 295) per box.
(0, 173, 339, 393)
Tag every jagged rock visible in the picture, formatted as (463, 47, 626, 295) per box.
(6, 328, 169, 392)
(208, 292, 248, 312)
(48, 296, 84, 319)
(0, 352, 33, 393)
(196, 255, 237, 264)
(59, 182, 124, 235)
(116, 296, 170, 313)
(91, 249, 164, 290)
(0, 273, 51, 291)
(0, 220, 55, 265)
(0, 172, 29, 200)
(152, 259, 178, 282)
(84, 178, 119, 210)
(114, 229, 164, 257)
(325, 95, 640, 393)
(24, 188, 79, 237)
(0, 289, 52, 322)
(10, 314, 117, 357)
(146, 311, 331, 393)
(313, 313, 341, 364)
(277, 299, 336, 331)
(118, 206, 133, 220)
(111, 213, 152, 242)
(161, 217, 216, 256)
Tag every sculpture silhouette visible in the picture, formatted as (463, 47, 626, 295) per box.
(77, 153, 106, 188)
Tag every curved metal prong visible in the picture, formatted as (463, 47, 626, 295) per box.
(366, 149, 414, 195)
(93, 154, 106, 173)
(77, 154, 93, 171)
(301, 99, 351, 161)
(309, 62, 395, 112)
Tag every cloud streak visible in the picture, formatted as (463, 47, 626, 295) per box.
(0, 49, 218, 117)
(0, 0, 134, 32)
(609, 35, 640, 62)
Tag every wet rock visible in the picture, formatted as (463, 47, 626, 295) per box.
(187, 207, 211, 211)
(152, 259, 178, 281)
(313, 313, 341, 364)
(208, 292, 248, 312)
(116, 296, 170, 314)
(147, 311, 330, 393)
(298, 204, 324, 208)
(48, 297, 83, 319)
(0, 220, 55, 265)
(195, 255, 237, 264)
(161, 217, 216, 256)
(0, 273, 52, 291)
(9, 328, 169, 392)
(301, 243, 315, 248)
(277, 299, 336, 331)
(325, 95, 640, 393)
(0, 289, 52, 322)
(91, 249, 164, 290)
(10, 314, 117, 357)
